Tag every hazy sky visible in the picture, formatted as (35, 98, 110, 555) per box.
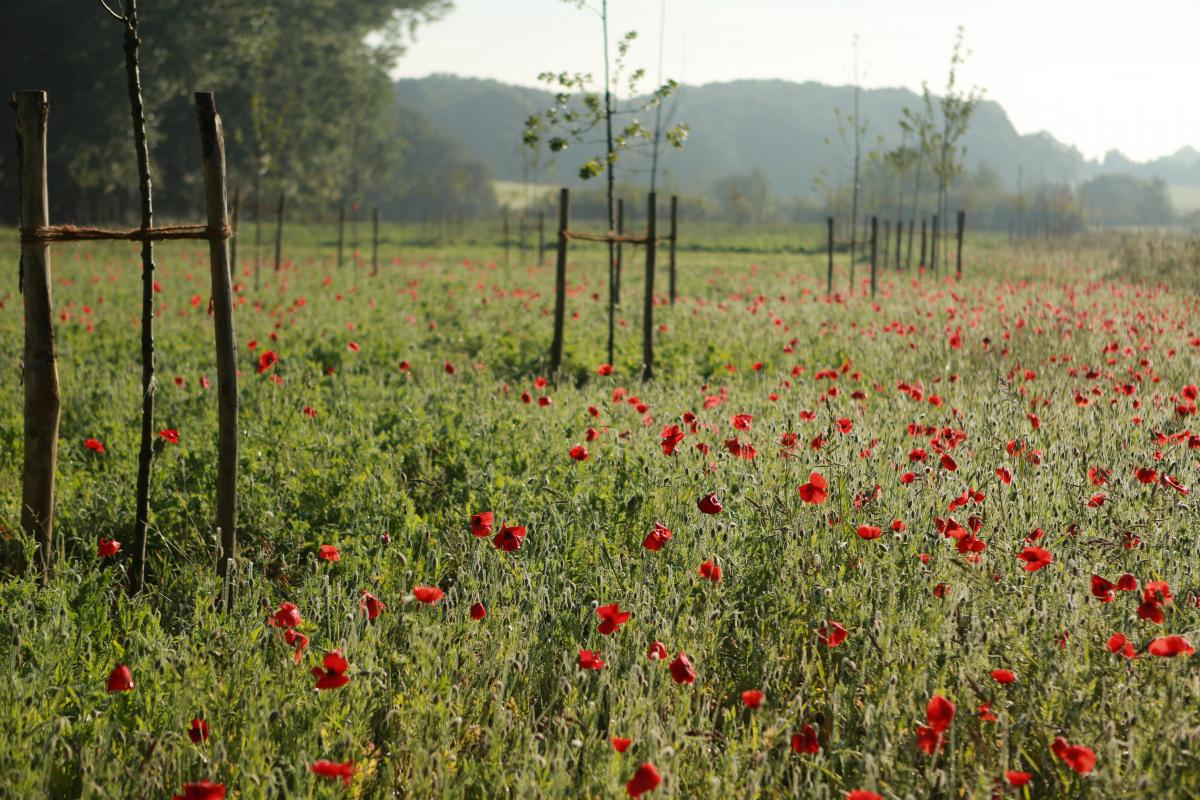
(393, 0, 1197, 163)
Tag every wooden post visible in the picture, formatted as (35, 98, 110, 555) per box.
(869, 216, 878, 298)
(371, 207, 379, 277)
(956, 209, 965, 279)
(273, 191, 284, 272)
(519, 213, 527, 260)
(196, 93, 239, 601)
(642, 192, 658, 382)
(826, 216, 834, 295)
(920, 219, 927, 270)
(669, 195, 678, 305)
(537, 211, 546, 266)
(882, 220, 890, 269)
(906, 219, 914, 269)
(894, 218, 902, 270)
(931, 214, 939, 273)
(549, 189, 569, 375)
(336, 205, 344, 269)
(614, 198, 624, 306)
(230, 187, 240, 277)
(15, 91, 60, 585)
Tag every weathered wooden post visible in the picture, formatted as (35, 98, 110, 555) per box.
(668, 195, 678, 305)
(956, 209, 965, 279)
(549, 189, 569, 375)
(614, 198, 624, 306)
(371, 207, 380, 277)
(642, 192, 658, 382)
(537, 211, 546, 266)
(826, 216, 834, 296)
(906, 219, 914, 268)
(336, 205, 345, 269)
(931, 213, 939, 273)
(869, 216, 878, 298)
(920, 219, 928, 270)
(196, 93, 239, 601)
(15, 90, 60, 586)
(882, 220, 890, 269)
(230, 187, 240, 277)
(273, 190, 284, 272)
(518, 213, 527, 261)
(894, 218, 902, 270)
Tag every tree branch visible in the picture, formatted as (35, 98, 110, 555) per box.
(97, 0, 128, 24)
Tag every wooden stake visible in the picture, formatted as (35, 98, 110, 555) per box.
(882, 220, 890, 269)
(15, 90, 60, 586)
(826, 217, 834, 295)
(642, 192, 657, 382)
(196, 93, 239, 602)
(920, 219, 927, 270)
(931, 214, 939, 273)
(273, 191, 284, 272)
(549, 189, 569, 375)
(906, 219, 914, 269)
(956, 209, 965, 279)
(668, 195, 678, 305)
(869, 215, 878, 298)
(894, 218, 902, 271)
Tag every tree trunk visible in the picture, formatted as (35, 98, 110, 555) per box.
(550, 189, 569, 376)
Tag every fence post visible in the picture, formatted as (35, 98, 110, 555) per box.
(669, 195, 678, 305)
(920, 219, 927, 270)
(519, 213, 527, 260)
(956, 209, 965, 279)
(336, 205, 344, 268)
(870, 216, 878, 298)
(906, 219, 914, 269)
(550, 189, 569, 376)
(537, 211, 546, 266)
(371, 207, 380, 277)
(15, 90, 60, 586)
(196, 92, 239, 602)
(642, 192, 658, 382)
(931, 214, 939, 273)
(615, 198, 624, 306)
(882, 220, 889, 269)
(894, 218, 902, 270)
(826, 216, 834, 295)
(273, 191, 284, 272)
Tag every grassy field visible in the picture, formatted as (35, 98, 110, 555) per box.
(0, 222, 1197, 799)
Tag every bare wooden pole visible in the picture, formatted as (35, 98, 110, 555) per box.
(826, 216, 834, 296)
(336, 205, 344, 269)
(120, 0, 157, 595)
(906, 219, 914, 268)
(881, 220, 890, 269)
(273, 191, 284, 272)
(668, 195, 678, 305)
(371, 207, 379, 277)
(920, 219, 927, 270)
(931, 213, 939, 273)
(549, 189, 569, 376)
(15, 91, 60, 586)
(869, 215, 878, 298)
(956, 209, 965, 279)
(641, 191, 657, 382)
(614, 198, 624, 306)
(894, 217, 902, 271)
(196, 93, 239, 603)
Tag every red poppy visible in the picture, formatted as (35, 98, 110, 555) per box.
(172, 781, 226, 800)
(926, 695, 956, 733)
(317, 544, 340, 562)
(1087, 466, 1110, 486)
(977, 702, 997, 722)
(84, 438, 106, 453)
(310, 760, 355, 786)
(269, 602, 302, 628)
(660, 425, 685, 455)
(845, 792, 882, 800)
(312, 649, 350, 690)
(1017, 546, 1053, 571)
(1091, 575, 1116, 602)
(940, 453, 958, 471)
(996, 467, 1012, 484)
(97, 537, 121, 558)
(493, 523, 527, 552)
(855, 524, 882, 540)
(412, 586, 444, 605)
(1116, 572, 1138, 592)
(1086, 493, 1107, 508)
(642, 522, 672, 552)
(915, 724, 942, 754)
(669, 652, 696, 684)
(470, 602, 487, 621)
(798, 472, 830, 504)
(257, 350, 278, 374)
(284, 628, 309, 664)
(1051, 737, 1096, 774)
(1135, 467, 1158, 484)
(697, 493, 723, 514)
(107, 664, 134, 693)
(188, 718, 210, 744)
(818, 620, 848, 647)
(647, 640, 668, 660)
(444, 362, 455, 374)
(569, 445, 590, 461)
(611, 736, 632, 752)
(732, 413, 753, 431)
(698, 560, 723, 582)
(159, 428, 180, 445)
(347, 341, 360, 353)
(990, 669, 1016, 685)
(1148, 636, 1194, 657)
(597, 363, 613, 376)
(359, 591, 386, 620)
(578, 649, 605, 670)
(597, 603, 632, 635)
(1107, 632, 1138, 659)
(1006, 771, 1032, 786)
(470, 511, 494, 537)
(791, 724, 820, 754)
(741, 689, 764, 708)
(625, 762, 661, 798)
(900, 471, 917, 484)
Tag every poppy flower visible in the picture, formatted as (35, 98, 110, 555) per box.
(1051, 737, 1096, 774)
(1116, 573, 1138, 592)
(597, 363, 613, 376)
(990, 669, 1016, 685)
(855, 524, 882, 540)
(312, 649, 350, 690)
(1135, 467, 1158, 484)
(84, 438, 106, 453)
(1148, 636, 1194, 657)
(569, 445, 590, 461)
(493, 523, 527, 552)
(669, 652, 696, 684)
(159, 428, 180, 445)
(1086, 493, 1106, 508)
(107, 664, 134, 693)
(846, 791, 882, 800)
(732, 413, 753, 431)
(317, 544, 340, 562)
(996, 467, 1012, 485)
(347, 341, 360, 353)
(697, 493, 723, 514)
(698, 560, 722, 582)
(1107, 632, 1138, 659)
(257, 350, 278, 374)
(470, 511, 494, 537)
(1091, 575, 1116, 603)
(269, 602, 302, 629)
(791, 724, 820, 754)
(611, 737, 632, 752)
(1017, 546, 1053, 571)
(915, 724, 942, 754)
(284, 628, 309, 664)
(1087, 466, 1110, 486)
(470, 602, 487, 621)
(1006, 771, 1032, 786)
(647, 640, 668, 660)
(642, 522, 672, 552)
(444, 362, 455, 374)
(660, 425, 685, 455)
(172, 781, 226, 800)
(798, 472, 830, 504)
(359, 591, 386, 620)
(977, 702, 997, 722)
(597, 603, 632, 635)
(97, 537, 121, 558)
(412, 586, 444, 605)
(310, 760, 355, 786)
(578, 649, 605, 670)
(188, 718, 210, 744)
(818, 620, 848, 647)
(741, 689, 764, 708)
(926, 695, 956, 733)
(625, 762, 661, 798)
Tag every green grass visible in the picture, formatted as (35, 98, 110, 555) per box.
(0, 224, 1197, 798)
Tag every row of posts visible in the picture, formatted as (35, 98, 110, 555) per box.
(826, 210, 966, 297)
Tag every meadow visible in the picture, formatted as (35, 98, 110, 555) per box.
(1, 222, 1198, 799)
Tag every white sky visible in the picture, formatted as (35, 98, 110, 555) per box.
(394, 0, 1198, 163)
